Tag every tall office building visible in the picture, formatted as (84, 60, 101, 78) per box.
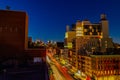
(64, 25, 76, 49)
(65, 14, 113, 52)
(64, 14, 118, 79)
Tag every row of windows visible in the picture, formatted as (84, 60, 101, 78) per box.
(84, 42, 99, 49)
(97, 65, 119, 70)
(0, 27, 18, 32)
(84, 28, 102, 32)
(91, 65, 120, 71)
(97, 60, 120, 64)
(92, 58, 120, 63)
(92, 58, 120, 62)
(94, 70, 119, 76)
(83, 25, 102, 30)
(84, 32, 102, 35)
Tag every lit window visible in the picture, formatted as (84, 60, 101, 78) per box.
(105, 71, 106, 74)
(111, 70, 112, 74)
(89, 26, 92, 29)
(105, 41, 107, 43)
(76, 27, 82, 30)
(98, 32, 99, 35)
(33, 57, 42, 63)
(84, 29, 87, 32)
(92, 29, 94, 32)
(90, 32, 92, 35)
(65, 32, 68, 38)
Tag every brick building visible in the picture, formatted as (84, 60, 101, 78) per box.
(0, 10, 28, 59)
(79, 55, 120, 80)
(0, 10, 46, 64)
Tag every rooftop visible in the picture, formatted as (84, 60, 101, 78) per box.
(90, 54, 120, 57)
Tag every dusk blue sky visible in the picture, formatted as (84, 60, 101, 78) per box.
(0, 0, 120, 43)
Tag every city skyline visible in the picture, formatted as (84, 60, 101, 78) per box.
(0, 0, 120, 43)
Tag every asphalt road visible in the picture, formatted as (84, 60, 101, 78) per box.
(50, 63, 66, 80)
(47, 53, 73, 80)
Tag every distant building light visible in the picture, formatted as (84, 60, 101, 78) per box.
(65, 32, 68, 38)
(118, 46, 120, 48)
(33, 57, 42, 63)
(77, 70, 81, 74)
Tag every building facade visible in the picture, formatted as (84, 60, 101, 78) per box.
(64, 27, 76, 49)
(0, 10, 46, 65)
(65, 14, 114, 52)
(0, 10, 28, 58)
(80, 55, 120, 80)
(64, 14, 119, 79)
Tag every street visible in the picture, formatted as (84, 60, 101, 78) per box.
(51, 64, 66, 80)
(47, 53, 73, 80)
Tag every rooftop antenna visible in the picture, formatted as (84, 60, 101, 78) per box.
(6, 5, 11, 10)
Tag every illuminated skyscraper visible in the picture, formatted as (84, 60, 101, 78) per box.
(64, 14, 117, 79)
(65, 14, 114, 52)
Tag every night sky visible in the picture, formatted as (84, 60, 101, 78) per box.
(0, 0, 120, 43)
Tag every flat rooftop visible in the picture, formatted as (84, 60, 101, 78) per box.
(90, 55, 120, 57)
